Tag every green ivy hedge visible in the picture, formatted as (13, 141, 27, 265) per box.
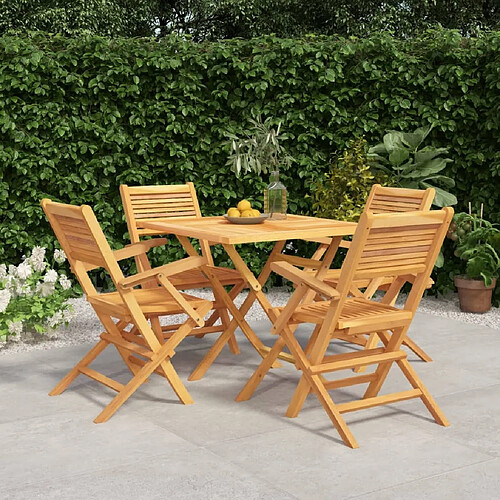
(0, 30, 499, 288)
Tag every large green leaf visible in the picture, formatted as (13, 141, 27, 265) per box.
(383, 131, 404, 153)
(401, 126, 431, 150)
(420, 183, 457, 207)
(388, 147, 410, 166)
(401, 157, 450, 178)
(368, 143, 387, 155)
(423, 174, 455, 188)
(414, 146, 449, 164)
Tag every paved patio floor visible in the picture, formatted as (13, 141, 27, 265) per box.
(1, 312, 499, 499)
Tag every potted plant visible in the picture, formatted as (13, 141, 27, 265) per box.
(449, 211, 500, 313)
(225, 116, 294, 219)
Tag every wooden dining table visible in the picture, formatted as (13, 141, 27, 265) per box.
(140, 214, 357, 380)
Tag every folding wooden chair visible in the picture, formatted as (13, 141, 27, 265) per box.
(42, 199, 213, 423)
(237, 208, 453, 448)
(278, 185, 436, 364)
(120, 182, 246, 355)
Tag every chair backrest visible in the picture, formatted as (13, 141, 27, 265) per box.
(335, 208, 453, 317)
(364, 185, 434, 214)
(120, 183, 201, 240)
(41, 199, 125, 297)
(120, 183, 213, 265)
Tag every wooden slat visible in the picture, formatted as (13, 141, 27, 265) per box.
(310, 350, 407, 373)
(320, 373, 377, 391)
(259, 345, 296, 363)
(337, 389, 422, 413)
(100, 332, 153, 359)
(79, 367, 124, 392)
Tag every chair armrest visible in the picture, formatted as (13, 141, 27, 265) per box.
(400, 274, 434, 289)
(271, 262, 340, 300)
(119, 256, 205, 289)
(113, 238, 168, 261)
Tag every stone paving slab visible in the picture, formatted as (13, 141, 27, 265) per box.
(0, 312, 499, 499)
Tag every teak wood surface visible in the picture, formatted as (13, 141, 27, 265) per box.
(236, 208, 453, 449)
(120, 183, 247, 355)
(279, 184, 436, 367)
(140, 215, 357, 245)
(140, 215, 357, 380)
(41, 199, 214, 423)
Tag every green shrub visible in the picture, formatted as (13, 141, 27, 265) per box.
(0, 247, 74, 342)
(312, 138, 387, 222)
(0, 30, 499, 294)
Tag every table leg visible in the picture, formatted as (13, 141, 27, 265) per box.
(188, 241, 286, 381)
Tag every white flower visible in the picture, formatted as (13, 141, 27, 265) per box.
(15, 284, 32, 297)
(47, 311, 64, 329)
(53, 249, 66, 264)
(0, 289, 11, 313)
(285, 242, 294, 251)
(7, 321, 23, 336)
(8, 265, 17, 277)
(0, 264, 7, 280)
(63, 308, 74, 322)
(28, 246, 47, 272)
(37, 282, 55, 297)
(16, 261, 32, 280)
(43, 269, 58, 283)
(59, 275, 72, 290)
(31, 246, 46, 261)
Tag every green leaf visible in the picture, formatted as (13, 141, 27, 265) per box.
(383, 131, 404, 153)
(421, 184, 457, 207)
(388, 147, 409, 166)
(414, 147, 449, 164)
(402, 158, 450, 178)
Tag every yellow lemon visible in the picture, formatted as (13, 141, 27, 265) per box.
(227, 207, 240, 217)
(240, 209, 254, 217)
(251, 209, 261, 217)
(237, 199, 252, 212)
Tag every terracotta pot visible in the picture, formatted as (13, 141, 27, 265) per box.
(454, 275, 497, 313)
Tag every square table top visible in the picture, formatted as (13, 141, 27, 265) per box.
(140, 214, 357, 245)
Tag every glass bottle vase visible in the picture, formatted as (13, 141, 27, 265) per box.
(264, 170, 287, 219)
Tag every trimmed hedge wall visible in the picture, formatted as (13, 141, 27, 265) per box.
(0, 31, 499, 284)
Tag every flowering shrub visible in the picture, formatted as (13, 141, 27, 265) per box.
(0, 247, 74, 345)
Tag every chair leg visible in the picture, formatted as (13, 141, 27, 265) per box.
(49, 339, 109, 396)
(157, 359, 194, 405)
(236, 336, 286, 402)
(189, 326, 233, 381)
(94, 355, 164, 423)
(397, 358, 449, 426)
(363, 328, 406, 400)
(353, 333, 379, 374)
(403, 335, 433, 362)
(281, 328, 359, 448)
(286, 376, 311, 418)
(309, 373, 359, 449)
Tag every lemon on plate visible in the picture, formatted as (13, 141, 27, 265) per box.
(237, 199, 252, 212)
(227, 207, 240, 217)
(240, 209, 255, 217)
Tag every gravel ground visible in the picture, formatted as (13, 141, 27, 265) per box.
(1, 287, 498, 355)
